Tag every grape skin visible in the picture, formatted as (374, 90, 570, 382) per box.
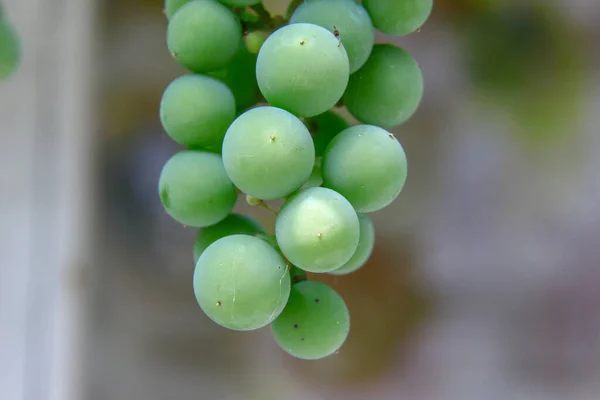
(290, 0, 374, 73)
(275, 187, 360, 273)
(330, 213, 375, 275)
(306, 110, 350, 157)
(193, 214, 264, 263)
(222, 106, 315, 200)
(362, 0, 433, 36)
(343, 44, 423, 128)
(256, 23, 350, 117)
(164, 0, 191, 19)
(194, 234, 291, 331)
(160, 74, 236, 149)
(158, 150, 237, 227)
(322, 124, 408, 213)
(208, 43, 260, 113)
(167, 0, 241, 73)
(271, 281, 350, 360)
(245, 32, 267, 55)
(301, 162, 323, 190)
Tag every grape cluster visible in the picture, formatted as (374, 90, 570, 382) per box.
(0, 2, 20, 80)
(159, 0, 431, 360)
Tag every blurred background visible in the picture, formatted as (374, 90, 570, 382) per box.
(2, 0, 600, 399)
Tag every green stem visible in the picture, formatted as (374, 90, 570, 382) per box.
(258, 200, 278, 215)
(249, 3, 272, 24)
(236, 4, 277, 34)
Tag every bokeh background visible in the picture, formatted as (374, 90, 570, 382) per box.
(2, 0, 600, 399)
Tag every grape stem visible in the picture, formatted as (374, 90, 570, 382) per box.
(249, 3, 272, 24)
(236, 4, 273, 33)
(237, 3, 286, 34)
(258, 200, 278, 215)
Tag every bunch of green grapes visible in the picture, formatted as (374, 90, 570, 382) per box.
(0, 2, 20, 80)
(159, 0, 431, 360)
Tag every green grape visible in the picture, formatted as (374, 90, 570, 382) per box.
(158, 150, 237, 227)
(255, 232, 278, 249)
(160, 74, 236, 149)
(164, 0, 191, 19)
(330, 213, 374, 275)
(362, 0, 433, 36)
(194, 234, 291, 331)
(343, 44, 423, 128)
(305, 110, 350, 157)
(201, 144, 223, 155)
(193, 214, 264, 263)
(0, 21, 20, 80)
(217, 0, 262, 6)
(208, 43, 260, 112)
(222, 106, 315, 200)
(245, 31, 266, 55)
(322, 125, 407, 213)
(275, 187, 359, 273)
(256, 23, 350, 117)
(167, 0, 241, 73)
(271, 281, 350, 360)
(301, 161, 323, 189)
(290, 0, 374, 73)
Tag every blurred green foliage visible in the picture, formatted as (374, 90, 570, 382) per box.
(0, 2, 20, 80)
(459, 2, 586, 144)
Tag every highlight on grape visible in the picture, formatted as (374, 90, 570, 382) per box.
(158, 0, 431, 360)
